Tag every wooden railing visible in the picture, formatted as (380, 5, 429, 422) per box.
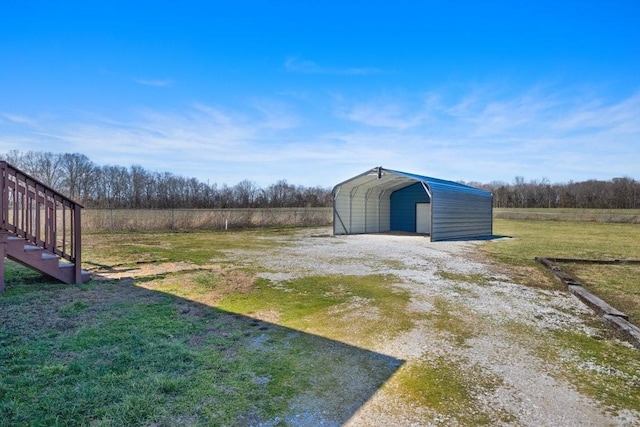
(0, 161, 83, 283)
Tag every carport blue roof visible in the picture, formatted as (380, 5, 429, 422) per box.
(384, 168, 492, 197)
(333, 167, 492, 197)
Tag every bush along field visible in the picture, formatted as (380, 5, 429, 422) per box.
(1, 224, 639, 426)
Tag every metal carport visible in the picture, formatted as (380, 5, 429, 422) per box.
(332, 167, 493, 241)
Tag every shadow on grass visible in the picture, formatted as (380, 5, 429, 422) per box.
(0, 268, 403, 426)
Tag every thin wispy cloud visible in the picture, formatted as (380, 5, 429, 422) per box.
(0, 113, 38, 127)
(134, 78, 173, 87)
(284, 57, 381, 76)
(340, 103, 424, 130)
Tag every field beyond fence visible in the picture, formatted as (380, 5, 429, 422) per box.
(82, 207, 334, 232)
(494, 208, 640, 223)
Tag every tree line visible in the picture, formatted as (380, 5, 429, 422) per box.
(2, 150, 332, 209)
(469, 176, 640, 209)
(3, 150, 638, 209)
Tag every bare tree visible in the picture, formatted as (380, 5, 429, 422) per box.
(60, 153, 96, 201)
(233, 179, 260, 207)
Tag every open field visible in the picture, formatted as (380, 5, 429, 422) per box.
(494, 208, 640, 223)
(1, 225, 640, 426)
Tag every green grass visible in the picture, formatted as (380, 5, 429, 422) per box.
(486, 219, 640, 263)
(0, 278, 400, 426)
(483, 219, 640, 325)
(229, 274, 416, 345)
(153, 273, 416, 348)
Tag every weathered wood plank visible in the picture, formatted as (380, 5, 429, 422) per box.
(568, 285, 628, 319)
(535, 257, 582, 286)
(603, 315, 640, 350)
(544, 257, 640, 265)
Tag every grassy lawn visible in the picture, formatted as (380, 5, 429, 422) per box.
(0, 230, 406, 426)
(483, 219, 640, 325)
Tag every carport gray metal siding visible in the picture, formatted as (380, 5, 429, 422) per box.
(333, 186, 353, 234)
(333, 179, 391, 235)
(431, 185, 493, 241)
(333, 171, 396, 235)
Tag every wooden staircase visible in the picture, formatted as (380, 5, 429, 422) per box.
(0, 161, 90, 291)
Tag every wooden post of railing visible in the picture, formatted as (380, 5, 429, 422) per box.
(0, 163, 5, 229)
(74, 203, 82, 284)
(0, 231, 6, 292)
(1, 162, 6, 292)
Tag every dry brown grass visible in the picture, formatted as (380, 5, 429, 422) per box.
(81, 208, 332, 233)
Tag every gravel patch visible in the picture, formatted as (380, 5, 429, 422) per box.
(229, 227, 640, 426)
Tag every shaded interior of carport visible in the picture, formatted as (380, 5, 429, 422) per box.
(332, 167, 493, 242)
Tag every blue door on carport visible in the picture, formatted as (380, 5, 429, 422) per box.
(390, 182, 430, 232)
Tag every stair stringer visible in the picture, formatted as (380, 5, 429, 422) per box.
(5, 236, 91, 284)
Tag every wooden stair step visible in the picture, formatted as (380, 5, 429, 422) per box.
(4, 236, 90, 284)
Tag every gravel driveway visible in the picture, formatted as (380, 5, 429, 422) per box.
(233, 227, 639, 426)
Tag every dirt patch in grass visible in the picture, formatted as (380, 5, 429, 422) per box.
(88, 260, 258, 309)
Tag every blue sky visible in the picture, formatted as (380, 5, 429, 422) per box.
(1, 1, 639, 187)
